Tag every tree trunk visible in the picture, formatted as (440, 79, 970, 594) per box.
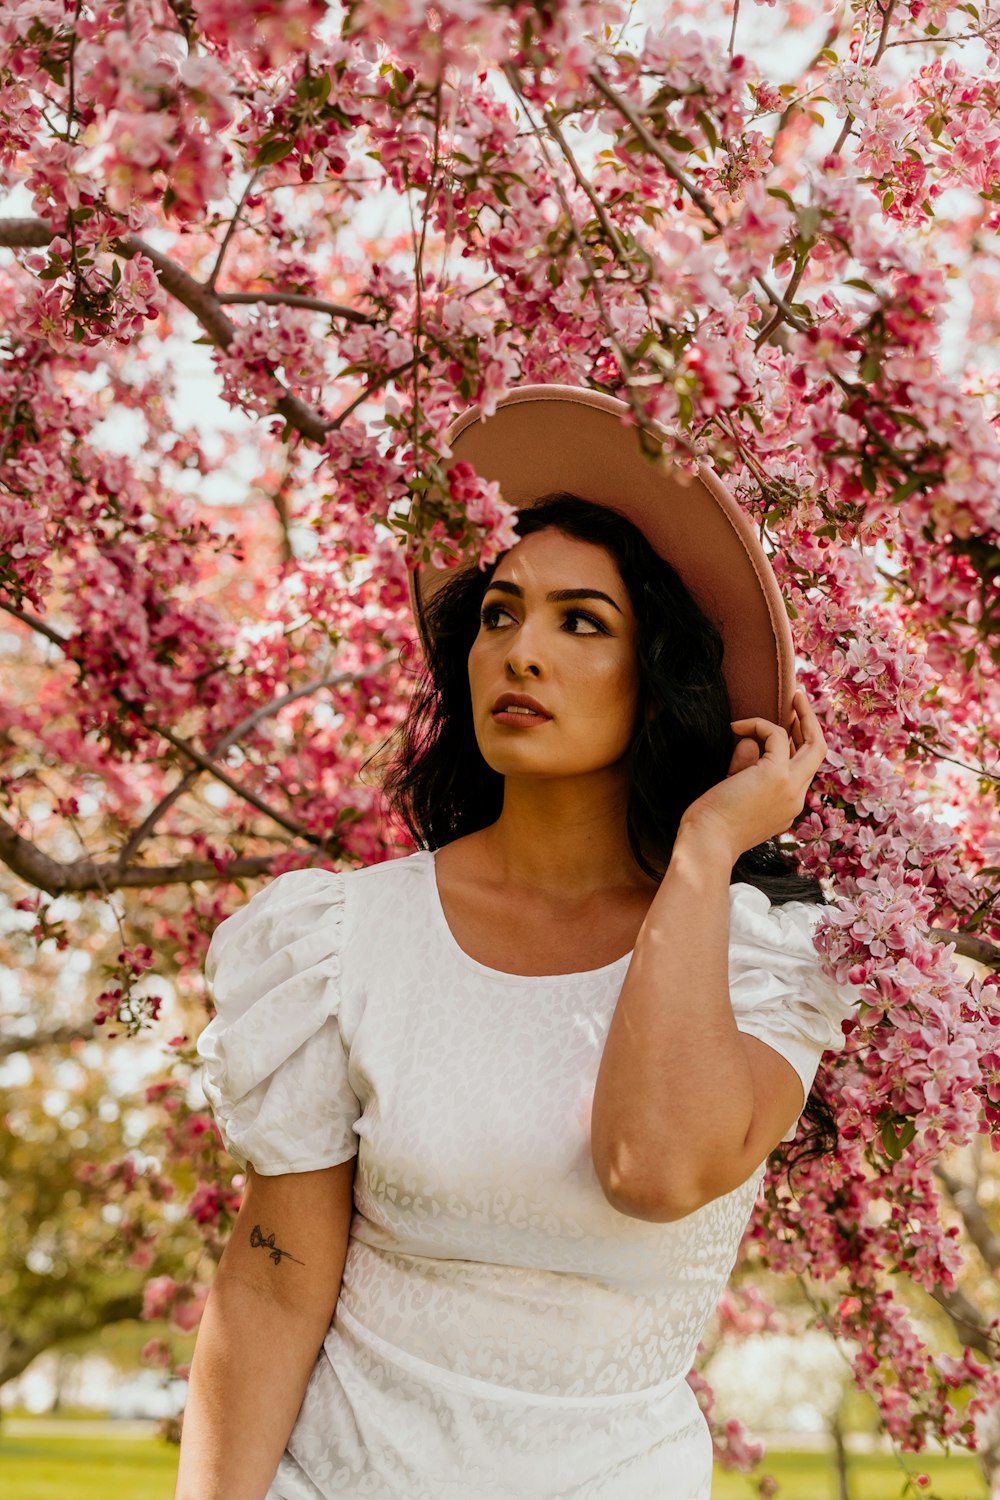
(975, 1399, 1000, 1500)
(830, 1410, 853, 1500)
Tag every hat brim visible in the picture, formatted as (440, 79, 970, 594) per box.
(409, 384, 795, 729)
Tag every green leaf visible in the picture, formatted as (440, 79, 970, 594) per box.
(665, 131, 695, 154)
(697, 110, 719, 153)
(254, 137, 295, 167)
(890, 473, 925, 503)
(796, 205, 822, 243)
(860, 352, 881, 385)
(881, 1121, 904, 1160)
(39, 55, 66, 88)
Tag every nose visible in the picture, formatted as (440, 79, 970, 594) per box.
(501, 606, 546, 679)
(505, 653, 541, 679)
(504, 626, 543, 679)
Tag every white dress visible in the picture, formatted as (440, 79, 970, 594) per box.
(195, 849, 859, 1500)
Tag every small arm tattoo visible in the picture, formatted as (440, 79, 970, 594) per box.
(249, 1223, 305, 1266)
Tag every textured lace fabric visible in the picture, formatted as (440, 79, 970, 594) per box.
(196, 850, 861, 1500)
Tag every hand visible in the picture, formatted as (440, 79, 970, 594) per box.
(678, 688, 827, 863)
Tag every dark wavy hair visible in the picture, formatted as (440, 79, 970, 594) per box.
(382, 493, 834, 1163)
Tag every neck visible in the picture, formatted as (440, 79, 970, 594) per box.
(477, 770, 651, 899)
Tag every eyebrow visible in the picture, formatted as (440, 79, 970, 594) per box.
(484, 580, 624, 615)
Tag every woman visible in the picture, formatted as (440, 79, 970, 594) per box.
(177, 387, 860, 1500)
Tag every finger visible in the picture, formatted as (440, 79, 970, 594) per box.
(729, 717, 789, 762)
(789, 689, 826, 768)
(727, 739, 761, 777)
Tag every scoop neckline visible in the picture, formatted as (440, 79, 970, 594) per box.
(425, 849, 635, 984)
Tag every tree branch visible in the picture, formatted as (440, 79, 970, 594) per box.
(207, 168, 263, 291)
(0, 602, 398, 884)
(215, 290, 373, 322)
(0, 1022, 99, 1058)
(114, 654, 398, 867)
(0, 218, 371, 444)
(926, 1283, 999, 1359)
(929, 927, 1000, 971)
(0, 823, 302, 895)
(587, 70, 809, 335)
(501, 65, 658, 458)
(936, 1162, 1000, 1273)
(0, 1292, 144, 1388)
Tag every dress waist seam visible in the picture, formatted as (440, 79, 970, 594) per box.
(331, 1302, 688, 1410)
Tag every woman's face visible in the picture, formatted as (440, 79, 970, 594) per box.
(467, 527, 641, 782)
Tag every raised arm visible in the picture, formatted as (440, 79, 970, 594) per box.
(591, 689, 828, 1222)
(174, 1157, 356, 1500)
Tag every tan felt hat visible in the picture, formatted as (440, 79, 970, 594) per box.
(410, 384, 796, 729)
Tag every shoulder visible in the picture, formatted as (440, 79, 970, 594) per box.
(340, 848, 435, 944)
(346, 848, 433, 892)
(728, 880, 827, 960)
(205, 851, 433, 978)
(727, 880, 863, 1044)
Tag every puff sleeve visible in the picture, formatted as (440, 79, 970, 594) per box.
(195, 868, 361, 1175)
(728, 883, 862, 1142)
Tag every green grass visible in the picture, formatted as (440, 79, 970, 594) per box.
(713, 1448, 987, 1500)
(0, 1432, 178, 1500)
(0, 1431, 987, 1499)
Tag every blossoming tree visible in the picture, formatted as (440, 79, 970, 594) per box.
(2, 0, 1000, 1488)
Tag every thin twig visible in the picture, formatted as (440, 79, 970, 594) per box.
(207, 168, 263, 292)
(830, 0, 898, 159)
(502, 65, 658, 457)
(216, 290, 373, 322)
(0, 218, 354, 444)
(65, 0, 83, 143)
(527, 77, 634, 268)
(0, 600, 395, 855)
(587, 70, 810, 335)
(114, 653, 398, 866)
(409, 83, 444, 500)
(326, 354, 420, 432)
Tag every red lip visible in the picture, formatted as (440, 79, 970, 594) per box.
(491, 692, 552, 718)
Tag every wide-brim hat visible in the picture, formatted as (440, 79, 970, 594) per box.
(409, 384, 795, 729)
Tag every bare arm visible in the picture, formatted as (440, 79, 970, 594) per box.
(174, 1156, 356, 1500)
(591, 689, 827, 1222)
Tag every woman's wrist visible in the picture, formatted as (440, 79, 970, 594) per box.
(674, 810, 741, 871)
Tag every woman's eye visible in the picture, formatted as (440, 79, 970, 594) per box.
(480, 603, 515, 629)
(563, 610, 604, 635)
